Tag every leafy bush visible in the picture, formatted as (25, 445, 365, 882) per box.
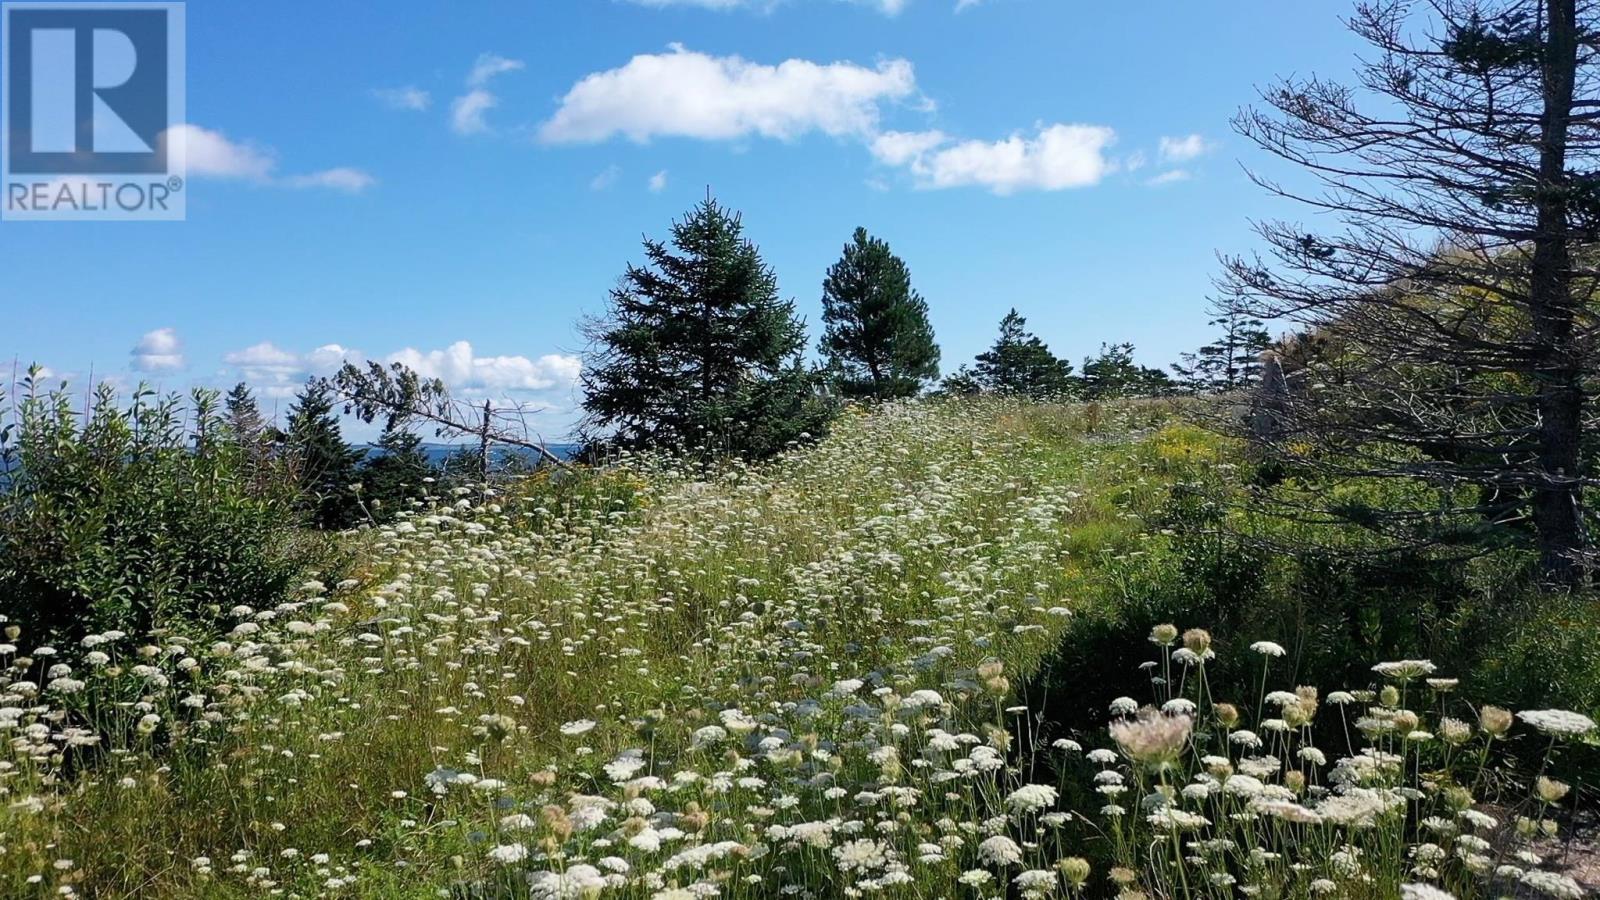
(0, 372, 335, 649)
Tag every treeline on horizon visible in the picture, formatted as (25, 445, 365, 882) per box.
(3, 193, 1271, 536)
(572, 196, 1268, 461)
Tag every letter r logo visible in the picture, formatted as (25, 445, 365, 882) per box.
(5, 4, 174, 174)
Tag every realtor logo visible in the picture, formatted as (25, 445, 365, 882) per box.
(2, 2, 185, 220)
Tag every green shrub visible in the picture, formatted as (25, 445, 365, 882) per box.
(1035, 443, 1600, 786)
(0, 373, 336, 650)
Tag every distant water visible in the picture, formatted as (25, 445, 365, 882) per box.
(364, 442, 583, 467)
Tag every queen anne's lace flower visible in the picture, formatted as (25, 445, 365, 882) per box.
(1516, 709, 1597, 738)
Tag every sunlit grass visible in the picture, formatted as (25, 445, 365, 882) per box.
(0, 399, 1588, 899)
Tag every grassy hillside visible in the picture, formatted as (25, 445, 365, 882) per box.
(0, 400, 1174, 896)
(1, 399, 1590, 898)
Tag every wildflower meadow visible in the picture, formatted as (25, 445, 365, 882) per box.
(0, 399, 1592, 898)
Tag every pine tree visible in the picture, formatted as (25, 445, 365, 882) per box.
(820, 227, 940, 399)
(973, 309, 1076, 398)
(1082, 342, 1174, 399)
(223, 381, 276, 483)
(581, 197, 834, 458)
(224, 382, 266, 444)
(285, 379, 365, 529)
(358, 423, 435, 522)
(1172, 293, 1271, 393)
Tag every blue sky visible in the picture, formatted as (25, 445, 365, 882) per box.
(3, 0, 1364, 439)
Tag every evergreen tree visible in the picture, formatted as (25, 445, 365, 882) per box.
(1223, 0, 1597, 581)
(1172, 293, 1271, 393)
(224, 382, 266, 443)
(1082, 342, 1174, 399)
(581, 197, 834, 458)
(285, 379, 365, 529)
(223, 381, 277, 484)
(973, 309, 1076, 398)
(358, 423, 436, 522)
(938, 366, 982, 396)
(820, 227, 940, 399)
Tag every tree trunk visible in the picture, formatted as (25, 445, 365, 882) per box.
(1530, 0, 1586, 585)
(477, 399, 492, 486)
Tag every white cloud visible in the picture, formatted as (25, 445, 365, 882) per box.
(869, 129, 948, 166)
(387, 342, 581, 393)
(649, 169, 669, 192)
(590, 165, 622, 190)
(374, 86, 431, 111)
(162, 125, 374, 193)
(451, 90, 498, 135)
(222, 340, 580, 397)
(168, 124, 276, 180)
(1158, 133, 1210, 163)
(1146, 169, 1191, 186)
(131, 328, 185, 372)
(468, 53, 525, 88)
(872, 123, 1116, 194)
(223, 341, 359, 387)
(281, 167, 378, 193)
(451, 53, 524, 135)
(223, 341, 302, 380)
(954, 0, 985, 9)
(538, 45, 918, 144)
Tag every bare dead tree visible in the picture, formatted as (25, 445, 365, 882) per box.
(1222, 0, 1600, 583)
(329, 361, 570, 485)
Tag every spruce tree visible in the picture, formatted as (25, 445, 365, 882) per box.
(1081, 342, 1174, 399)
(1172, 293, 1270, 393)
(582, 197, 834, 458)
(973, 309, 1076, 398)
(223, 381, 277, 484)
(285, 379, 365, 529)
(359, 423, 435, 522)
(224, 382, 266, 443)
(820, 227, 940, 399)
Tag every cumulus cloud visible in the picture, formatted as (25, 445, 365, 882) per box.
(649, 169, 669, 192)
(222, 340, 580, 397)
(538, 45, 918, 144)
(1158, 133, 1210, 163)
(871, 124, 1116, 194)
(163, 124, 375, 193)
(869, 129, 948, 166)
(373, 86, 431, 111)
(223, 342, 360, 392)
(171, 124, 276, 180)
(131, 328, 185, 372)
(452, 53, 524, 135)
(387, 342, 581, 393)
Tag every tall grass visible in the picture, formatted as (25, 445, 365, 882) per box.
(0, 398, 1589, 898)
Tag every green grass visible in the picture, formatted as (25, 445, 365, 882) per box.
(2, 399, 1590, 899)
(0, 399, 1177, 897)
